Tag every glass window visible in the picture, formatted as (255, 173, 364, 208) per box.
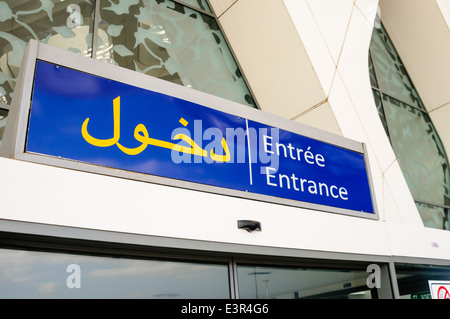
(0, 248, 230, 299)
(176, 0, 212, 13)
(0, 108, 7, 146)
(0, 0, 256, 108)
(395, 263, 450, 299)
(416, 202, 449, 231)
(236, 264, 376, 299)
(98, 0, 255, 108)
(369, 23, 450, 230)
(369, 24, 424, 109)
(381, 95, 450, 207)
(0, 0, 96, 105)
(372, 90, 389, 137)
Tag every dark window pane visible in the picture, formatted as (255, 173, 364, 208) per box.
(395, 263, 450, 299)
(237, 265, 374, 299)
(0, 248, 230, 299)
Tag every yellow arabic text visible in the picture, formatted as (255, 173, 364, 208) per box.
(81, 96, 231, 162)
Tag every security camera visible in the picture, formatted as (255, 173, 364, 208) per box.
(237, 220, 261, 232)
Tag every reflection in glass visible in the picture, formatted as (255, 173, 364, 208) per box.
(416, 202, 449, 231)
(98, 0, 255, 107)
(0, 0, 95, 105)
(368, 54, 378, 89)
(370, 25, 424, 109)
(0, 108, 7, 146)
(369, 23, 450, 230)
(395, 264, 450, 299)
(382, 95, 450, 208)
(237, 265, 374, 299)
(0, 248, 230, 299)
(371, 90, 388, 137)
(177, 0, 212, 13)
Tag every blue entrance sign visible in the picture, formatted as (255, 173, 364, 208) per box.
(26, 60, 375, 215)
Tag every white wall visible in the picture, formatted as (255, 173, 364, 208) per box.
(211, 0, 450, 259)
(282, 0, 450, 260)
(211, 0, 342, 136)
(0, 156, 391, 257)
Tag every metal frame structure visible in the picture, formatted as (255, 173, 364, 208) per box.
(0, 218, 396, 299)
(3, 217, 450, 299)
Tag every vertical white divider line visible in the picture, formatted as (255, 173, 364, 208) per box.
(246, 119, 253, 186)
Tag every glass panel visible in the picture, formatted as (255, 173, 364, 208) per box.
(368, 53, 378, 88)
(395, 264, 450, 299)
(372, 89, 388, 137)
(98, 0, 255, 107)
(0, 0, 95, 105)
(0, 108, 7, 146)
(416, 202, 450, 231)
(237, 265, 375, 299)
(0, 248, 230, 298)
(176, 0, 212, 13)
(370, 22, 450, 231)
(383, 95, 450, 207)
(370, 24, 424, 109)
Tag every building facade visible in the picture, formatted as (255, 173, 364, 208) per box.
(1, 0, 450, 299)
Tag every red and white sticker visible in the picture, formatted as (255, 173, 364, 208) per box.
(429, 281, 450, 299)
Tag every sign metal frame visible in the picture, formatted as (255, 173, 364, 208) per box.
(1, 40, 379, 220)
